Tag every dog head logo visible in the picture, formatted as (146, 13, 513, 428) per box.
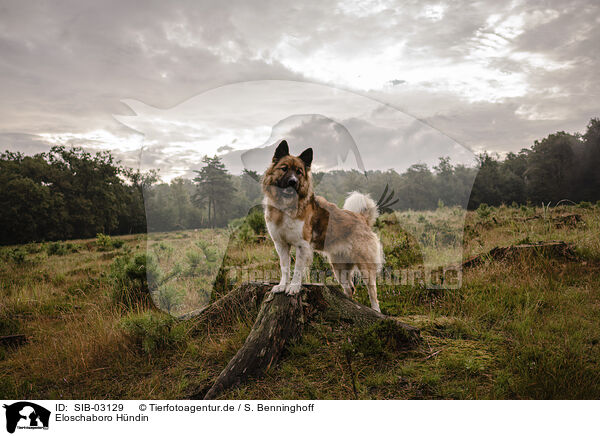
(114, 80, 477, 316)
(3, 402, 50, 433)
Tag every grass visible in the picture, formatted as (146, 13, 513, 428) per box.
(0, 204, 599, 399)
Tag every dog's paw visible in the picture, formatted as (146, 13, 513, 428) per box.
(271, 283, 287, 293)
(285, 283, 302, 295)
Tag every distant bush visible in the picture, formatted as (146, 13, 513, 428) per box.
(476, 203, 491, 219)
(46, 241, 79, 256)
(6, 248, 27, 264)
(227, 217, 245, 230)
(119, 311, 186, 355)
(96, 233, 125, 251)
(246, 207, 266, 235)
(236, 223, 255, 244)
(383, 235, 422, 268)
(228, 208, 266, 243)
(24, 243, 43, 254)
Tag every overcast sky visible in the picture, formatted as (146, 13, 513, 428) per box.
(1, 0, 599, 180)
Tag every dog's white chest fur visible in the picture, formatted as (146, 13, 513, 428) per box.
(266, 214, 305, 245)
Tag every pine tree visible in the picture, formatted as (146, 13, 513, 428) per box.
(193, 156, 236, 227)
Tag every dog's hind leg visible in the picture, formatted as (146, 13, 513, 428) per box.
(360, 266, 381, 312)
(332, 263, 355, 298)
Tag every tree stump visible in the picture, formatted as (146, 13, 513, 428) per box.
(186, 282, 420, 400)
(462, 240, 578, 269)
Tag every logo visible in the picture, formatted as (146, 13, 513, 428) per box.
(3, 402, 50, 434)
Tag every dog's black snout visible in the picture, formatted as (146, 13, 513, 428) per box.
(288, 178, 298, 188)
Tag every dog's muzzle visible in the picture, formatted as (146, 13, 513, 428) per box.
(281, 186, 297, 197)
(278, 176, 298, 197)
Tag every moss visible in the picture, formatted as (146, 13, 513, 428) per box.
(350, 319, 415, 357)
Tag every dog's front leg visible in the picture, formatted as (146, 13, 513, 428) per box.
(286, 242, 313, 295)
(272, 240, 291, 293)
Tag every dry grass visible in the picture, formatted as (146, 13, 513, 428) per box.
(1, 204, 599, 399)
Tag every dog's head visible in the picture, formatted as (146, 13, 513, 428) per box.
(262, 140, 313, 209)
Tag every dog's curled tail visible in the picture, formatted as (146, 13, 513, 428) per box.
(343, 192, 379, 226)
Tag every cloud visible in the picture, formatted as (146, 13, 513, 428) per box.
(114, 80, 475, 180)
(0, 0, 598, 176)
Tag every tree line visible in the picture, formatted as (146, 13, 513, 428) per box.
(1, 118, 599, 244)
(0, 146, 155, 245)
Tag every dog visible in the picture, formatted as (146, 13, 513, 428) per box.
(261, 140, 383, 312)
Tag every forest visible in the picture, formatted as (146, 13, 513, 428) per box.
(1, 118, 599, 245)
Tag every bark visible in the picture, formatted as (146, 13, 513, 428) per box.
(179, 282, 270, 330)
(193, 282, 420, 400)
(462, 240, 578, 269)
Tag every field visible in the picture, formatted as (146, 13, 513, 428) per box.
(1, 204, 600, 399)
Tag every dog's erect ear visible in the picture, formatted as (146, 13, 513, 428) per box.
(272, 140, 289, 162)
(299, 147, 313, 169)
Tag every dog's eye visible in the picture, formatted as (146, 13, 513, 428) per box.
(280, 166, 288, 171)
(297, 169, 304, 176)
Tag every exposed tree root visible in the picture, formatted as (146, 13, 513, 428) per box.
(185, 282, 420, 400)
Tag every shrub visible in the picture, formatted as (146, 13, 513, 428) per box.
(7, 248, 27, 264)
(46, 241, 68, 256)
(203, 246, 218, 263)
(246, 207, 266, 235)
(119, 311, 186, 355)
(109, 253, 161, 308)
(24, 243, 43, 254)
(96, 233, 125, 251)
(155, 285, 184, 314)
(229, 207, 266, 242)
(112, 239, 125, 249)
(153, 242, 173, 257)
(311, 252, 332, 279)
(476, 203, 491, 219)
(236, 223, 255, 244)
(384, 235, 422, 268)
(185, 250, 203, 270)
(96, 233, 124, 251)
(227, 217, 245, 230)
(96, 233, 112, 250)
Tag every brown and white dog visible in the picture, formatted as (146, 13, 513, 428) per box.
(261, 140, 383, 312)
